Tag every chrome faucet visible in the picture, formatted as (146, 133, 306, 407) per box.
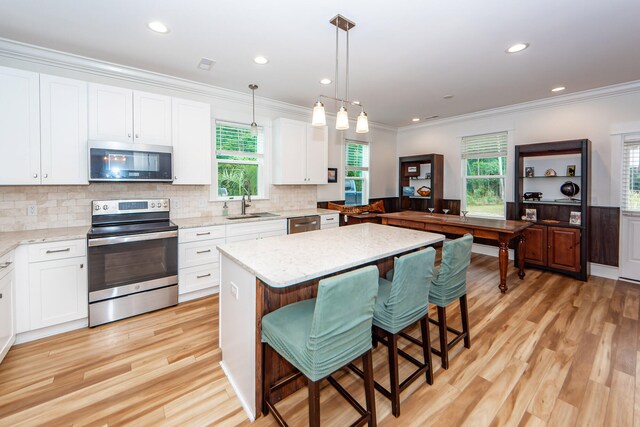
(241, 179, 251, 215)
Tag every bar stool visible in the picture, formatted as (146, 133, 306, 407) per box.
(429, 234, 473, 369)
(261, 265, 379, 427)
(352, 248, 436, 417)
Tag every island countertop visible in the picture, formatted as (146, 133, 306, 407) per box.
(217, 223, 445, 288)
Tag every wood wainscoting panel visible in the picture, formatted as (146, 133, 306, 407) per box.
(589, 206, 620, 266)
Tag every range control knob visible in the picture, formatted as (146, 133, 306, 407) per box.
(95, 205, 101, 211)
(163, 202, 168, 207)
(103, 205, 109, 210)
(151, 203, 156, 208)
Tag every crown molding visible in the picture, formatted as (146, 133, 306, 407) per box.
(0, 37, 394, 132)
(398, 79, 640, 133)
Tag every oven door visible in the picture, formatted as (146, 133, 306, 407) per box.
(87, 230, 178, 302)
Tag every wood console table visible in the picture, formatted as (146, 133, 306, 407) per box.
(378, 211, 533, 293)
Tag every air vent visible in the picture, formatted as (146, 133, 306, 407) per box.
(197, 57, 215, 71)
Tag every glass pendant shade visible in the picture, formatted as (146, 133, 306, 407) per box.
(336, 106, 349, 130)
(312, 101, 326, 126)
(356, 111, 369, 133)
(250, 122, 258, 136)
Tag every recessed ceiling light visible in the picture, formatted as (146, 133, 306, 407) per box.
(506, 43, 529, 53)
(412, 118, 421, 122)
(254, 56, 269, 65)
(551, 86, 566, 92)
(320, 78, 332, 85)
(443, 95, 454, 100)
(147, 21, 170, 34)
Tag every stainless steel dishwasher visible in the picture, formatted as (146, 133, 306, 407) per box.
(287, 215, 321, 234)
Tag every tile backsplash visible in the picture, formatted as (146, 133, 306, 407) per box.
(0, 184, 317, 232)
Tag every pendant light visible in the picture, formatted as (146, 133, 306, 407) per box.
(249, 84, 258, 136)
(311, 14, 369, 133)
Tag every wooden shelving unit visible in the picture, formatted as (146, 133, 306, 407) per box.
(514, 139, 590, 281)
(398, 154, 443, 212)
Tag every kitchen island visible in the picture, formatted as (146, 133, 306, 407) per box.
(216, 223, 444, 420)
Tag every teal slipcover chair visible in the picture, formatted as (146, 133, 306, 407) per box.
(429, 233, 473, 369)
(370, 247, 437, 417)
(261, 265, 379, 427)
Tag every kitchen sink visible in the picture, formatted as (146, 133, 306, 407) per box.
(226, 212, 280, 220)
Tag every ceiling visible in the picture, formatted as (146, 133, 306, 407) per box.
(1, 0, 639, 127)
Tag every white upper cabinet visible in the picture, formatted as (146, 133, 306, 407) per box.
(273, 118, 327, 185)
(88, 83, 133, 142)
(134, 91, 172, 146)
(40, 74, 88, 185)
(89, 84, 172, 145)
(172, 98, 212, 185)
(0, 66, 41, 185)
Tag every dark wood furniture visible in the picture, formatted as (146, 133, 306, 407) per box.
(378, 211, 532, 292)
(514, 139, 590, 280)
(399, 154, 444, 213)
(344, 212, 381, 225)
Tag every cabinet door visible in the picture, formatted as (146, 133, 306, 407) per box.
(548, 227, 581, 272)
(0, 66, 41, 185)
(40, 74, 88, 185)
(172, 98, 211, 184)
(306, 125, 328, 184)
(273, 119, 306, 184)
(88, 83, 133, 142)
(0, 270, 16, 363)
(29, 257, 87, 329)
(134, 91, 172, 146)
(523, 224, 547, 266)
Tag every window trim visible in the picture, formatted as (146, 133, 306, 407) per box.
(211, 119, 271, 201)
(622, 133, 640, 212)
(344, 139, 370, 206)
(461, 131, 508, 219)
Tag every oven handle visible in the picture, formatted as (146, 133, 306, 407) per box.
(88, 230, 178, 247)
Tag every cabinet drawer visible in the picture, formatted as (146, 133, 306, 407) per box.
(322, 222, 339, 230)
(226, 219, 287, 237)
(321, 214, 339, 225)
(179, 238, 224, 269)
(178, 263, 219, 295)
(178, 225, 225, 243)
(28, 239, 86, 263)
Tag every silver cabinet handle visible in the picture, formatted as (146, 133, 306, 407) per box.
(33, 173, 38, 178)
(135, 134, 139, 138)
(196, 249, 212, 254)
(128, 133, 131, 138)
(46, 248, 70, 254)
(0, 293, 2, 299)
(80, 263, 84, 269)
(326, 217, 334, 221)
(174, 176, 177, 180)
(0, 261, 12, 269)
(88, 230, 177, 247)
(196, 273, 211, 279)
(44, 173, 48, 178)
(196, 232, 211, 236)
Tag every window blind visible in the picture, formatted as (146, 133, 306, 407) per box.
(461, 131, 508, 159)
(622, 134, 640, 211)
(215, 121, 262, 153)
(345, 140, 369, 170)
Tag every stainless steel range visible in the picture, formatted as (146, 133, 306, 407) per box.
(87, 199, 178, 327)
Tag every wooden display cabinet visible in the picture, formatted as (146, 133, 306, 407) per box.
(514, 139, 590, 280)
(398, 154, 444, 212)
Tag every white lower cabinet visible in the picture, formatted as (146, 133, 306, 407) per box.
(28, 255, 87, 330)
(178, 225, 225, 297)
(0, 252, 16, 364)
(321, 213, 339, 229)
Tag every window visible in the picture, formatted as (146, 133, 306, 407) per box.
(622, 134, 640, 211)
(344, 140, 369, 205)
(214, 121, 265, 199)
(462, 131, 507, 218)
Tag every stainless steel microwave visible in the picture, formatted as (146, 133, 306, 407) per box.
(89, 141, 173, 182)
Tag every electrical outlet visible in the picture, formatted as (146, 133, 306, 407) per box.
(230, 283, 239, 300)
(172, 199, 180, 209)
(27, 205, 38, 216)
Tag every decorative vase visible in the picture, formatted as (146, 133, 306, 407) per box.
(416, 186, 431, 197)
(560, 181, 580, 198)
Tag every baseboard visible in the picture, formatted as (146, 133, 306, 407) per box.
(591, 263, 619, 280)
(178, 286, 219, 303)
(220, 361, 255, 422)
(15, 318, 88, 345)
(471, 243, 514, 260)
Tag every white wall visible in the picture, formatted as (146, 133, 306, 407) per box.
(397, 90, 640, 207)
(316, 122, 397, 202)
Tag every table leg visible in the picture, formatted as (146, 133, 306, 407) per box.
(517, 234, 526, 279)
(498, 238, 509, 293)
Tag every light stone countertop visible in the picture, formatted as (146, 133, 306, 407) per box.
(0, 226, 89, 258)
(217, 223, 445, 288)
(172, 208, 340, 229)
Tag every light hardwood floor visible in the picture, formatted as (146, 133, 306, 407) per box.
(0, 253, 637, 426)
